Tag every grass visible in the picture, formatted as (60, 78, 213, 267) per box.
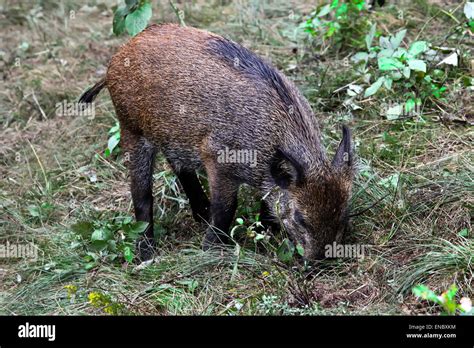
(0, 0, 472, 315)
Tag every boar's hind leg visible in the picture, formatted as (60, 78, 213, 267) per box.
(177, 172, 211, 222)
(122, 127, 156, 261)
(202, 165, 238, 250)
(166, 161, 211, 223)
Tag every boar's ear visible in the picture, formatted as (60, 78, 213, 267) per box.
(332, 125, 352, 168)
(270, 148, 304, 189)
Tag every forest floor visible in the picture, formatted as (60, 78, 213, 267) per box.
(0, 0, 472, 315)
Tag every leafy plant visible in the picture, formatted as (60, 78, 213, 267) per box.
(412, 284, 473, 316)
(113, 0, 152, 36)
(299, 0, 370, 50)
(348, 25, 468, 119)
(71, 215, 149, 268)
(104, 121, 120, 158)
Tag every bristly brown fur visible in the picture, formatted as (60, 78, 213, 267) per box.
(81, 23, 355, 260)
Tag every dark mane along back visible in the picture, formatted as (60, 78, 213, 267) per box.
(206, 37, 296, 109)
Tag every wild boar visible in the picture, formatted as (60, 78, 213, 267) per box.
(79, 24, 354, 261)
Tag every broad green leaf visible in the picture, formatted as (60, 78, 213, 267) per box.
(365, 23, 376, 50)
(364, 77, 385, 97)
(445, 284, 458, 302)
(107, 132, 120, 153)
(408, 41, 428, 56)
(130, 221, 149, 234)
(335, 3, 348, 17)
(413, 284, 442, 304)
(393, 48, 408, 59)
(378, 57, 404, 71)
(317, 4, 331, 17)
(405, 98, 416, 114)
(383, 77, 393, 90)
(379, 36, 391, 49)
(236, 218, 244, 225)
(408, 59, 426, 72)
(125, 0, 139, 10)
(125, 1, 152, 36)
(296, 244, 305, 256)
(276, 238, 295, 263)
(378, 48, 394, 58)
(123, 246, 134, 262)
(402, 67, 411, 79)
(390, 29, 406, 49)
(351, 52, 369, 63)
(113, 6, 129, 35)
(71, 221, 94, 238)
(91, 229, 112, 250)
(459, 228, 469, 237)
(91, 229, 111, 242)
(330, 0, 339, 8)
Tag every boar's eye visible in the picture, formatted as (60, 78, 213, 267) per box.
(294, 210, 307, 227)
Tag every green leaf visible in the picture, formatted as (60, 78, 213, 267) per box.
(113, 6, 129, 36)
(390, 29, 406, 49)
(71, 221, 94, 238)
(317, 4, 331, 17)
(351, 52, 369, 64)
(364, 77, 385, 97)
(445, 284, 458, 302)
(379, 36, 391, 49)
(123, 246, 134, 262)
(408, 41, 428, 56)
(383, 77, 393, 90)
(91, 229, 111, 242)
(236, 218, 244, 225)
(459, 228, 469, 237)
(412, 284, 442, 304)
(408, 59, 426, 72)
(91, 229, 112, 250)
(402, 66, 411, 79)
(365, 23, 376, 50)
(107, 132, 120, 153)
(276, 238, 295, 263)
(130, 221, 149, 235)
(405, 98, 416, 114)
(378, 57, 404, 71)
(125, 0, 139, 10)
(335, 3, 348, 17)
(125, 1, 152, 36)
(296, 244, 305, 257)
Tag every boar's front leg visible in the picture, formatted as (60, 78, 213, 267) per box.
(122, 128, 157, 261)
(202, 161, 238, 250)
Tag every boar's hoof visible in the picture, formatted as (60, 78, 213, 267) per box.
(202, 227, 230, 251)
(136, 237, 156, 262)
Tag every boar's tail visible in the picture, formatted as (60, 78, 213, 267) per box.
(79, 78, 106, 104)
